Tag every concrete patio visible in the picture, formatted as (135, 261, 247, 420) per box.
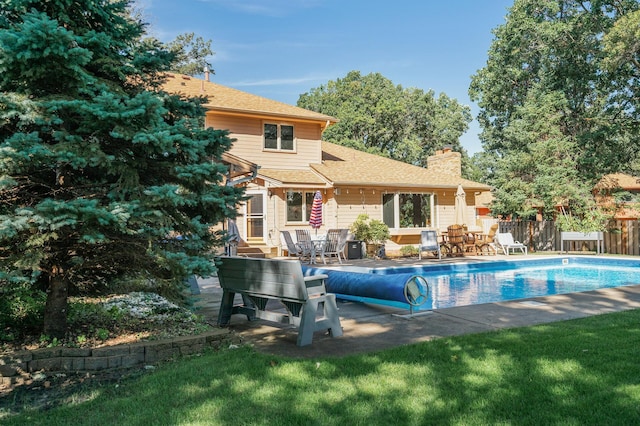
(194, 254, 640, 358)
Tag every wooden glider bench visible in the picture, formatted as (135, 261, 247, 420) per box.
(215, 256, 343, 346)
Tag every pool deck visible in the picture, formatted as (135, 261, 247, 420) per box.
(195, 254, 640, 358)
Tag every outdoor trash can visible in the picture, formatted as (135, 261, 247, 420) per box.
(347, 240, 363, 259)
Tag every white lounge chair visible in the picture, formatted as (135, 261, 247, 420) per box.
(418, 230, 442, 260)
(495, 232, 528, 255)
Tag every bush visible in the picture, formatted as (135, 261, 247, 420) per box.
(0, 285, 46, 341)
(400, 245, 419, 257)
(0, 269, 203, 347)
(350, 214, 390, 244)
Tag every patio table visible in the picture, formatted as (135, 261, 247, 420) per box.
(309, 234, 327, 264)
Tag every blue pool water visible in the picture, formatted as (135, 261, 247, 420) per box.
(351, 257, 640, 310)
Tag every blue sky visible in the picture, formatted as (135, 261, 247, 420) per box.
(139, 0, 514, 155)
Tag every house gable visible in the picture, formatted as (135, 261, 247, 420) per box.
(160, 73, 336, 172)
(161, 73, 337, 124)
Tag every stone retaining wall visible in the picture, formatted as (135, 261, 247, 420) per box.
(1, 329, 233, 390)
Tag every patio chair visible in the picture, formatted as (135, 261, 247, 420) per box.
(475, 223, 499, 255)
(418, 230, 442, 260)
(281, 231, 305, 259)
(495, 232, 528, 255)
(444, 224, 466, 256)
(322, 229, 349, 264)
(295, 229, 315, 262)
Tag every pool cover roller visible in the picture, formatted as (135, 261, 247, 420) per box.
(302, 266, 429, 309)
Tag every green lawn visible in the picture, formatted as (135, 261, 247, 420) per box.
(5, 309, 640, 425)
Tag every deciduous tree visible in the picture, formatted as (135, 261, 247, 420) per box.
(298, 71, 472, 168)
(166, 32, 214, 76)
(469, 0, 640, 224)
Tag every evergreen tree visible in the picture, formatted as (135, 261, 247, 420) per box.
(0, 0, 243, 338)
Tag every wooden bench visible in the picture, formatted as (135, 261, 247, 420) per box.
(215, 256, 343, 346)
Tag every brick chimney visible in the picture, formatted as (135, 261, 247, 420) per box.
(427, 147, 461, 178)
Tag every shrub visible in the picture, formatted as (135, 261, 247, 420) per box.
(400, 245, 419, 257)
(0, 285, 46, 340)
(350, 214, 390, 244)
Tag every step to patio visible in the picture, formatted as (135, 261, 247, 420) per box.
(237, 246, 267, 258)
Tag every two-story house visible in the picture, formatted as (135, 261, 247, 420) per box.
(162, 73, 491, 256)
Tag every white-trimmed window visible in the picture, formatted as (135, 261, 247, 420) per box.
(286, 191, 314, 223)
(264, 123, 294, 151)
(383, 193, 433, 228)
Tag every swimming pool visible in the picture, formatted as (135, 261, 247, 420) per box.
(307, 256, 640, 311)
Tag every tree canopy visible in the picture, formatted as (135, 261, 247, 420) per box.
(0, 0, 243, 337)
(297, 71, 473, 168)
(166, 32, 214, 76)
(469, 0, 640, 226)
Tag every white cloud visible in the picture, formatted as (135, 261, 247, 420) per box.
(229, 74, 333, 87)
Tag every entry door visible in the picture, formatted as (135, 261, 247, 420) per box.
(245, 191, 266, 239)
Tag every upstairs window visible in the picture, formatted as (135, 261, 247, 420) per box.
(264, 123, 294, 151)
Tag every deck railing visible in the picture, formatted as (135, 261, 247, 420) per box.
(498, 220, 640, 255)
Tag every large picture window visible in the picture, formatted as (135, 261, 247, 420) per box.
(264, 123, 294, 151)
(383, 193, 432, 228)
(286, 191, 315, 223)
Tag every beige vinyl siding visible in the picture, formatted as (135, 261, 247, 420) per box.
(271, 189, 337, 225)
(166, 73, 494, 254)
(206, 113, 262, 163)
(334, 189, 384, 229)
(207, 113, 322, 169)
(436, 190, 454, 230)
(235, 183, 480, 251)
(333, 187, 477, 232)
(434, 191, 477, 231)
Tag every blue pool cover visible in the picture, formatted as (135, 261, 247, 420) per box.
(304, 256, 640, 311)
(303, 266, 429, 310)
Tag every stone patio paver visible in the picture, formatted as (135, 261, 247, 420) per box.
(195, 255, 640, 358)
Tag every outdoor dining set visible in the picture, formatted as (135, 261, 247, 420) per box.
(281, 229, 350, 264)
(438, 224, 497, 257)
(281, 223, 526, 265)
(420, 223, 527, 259)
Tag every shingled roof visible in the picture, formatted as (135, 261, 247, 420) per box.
(595, 173, 640, 191)
(259, 169, 328, 186)
(310, 142, 490, 190)
(161, 73, 489, 192)
(161, 73, 337, 124)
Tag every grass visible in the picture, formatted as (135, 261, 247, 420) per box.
(4, 309, 640, 425)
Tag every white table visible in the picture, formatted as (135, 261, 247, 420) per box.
(560, 231, 604, 254)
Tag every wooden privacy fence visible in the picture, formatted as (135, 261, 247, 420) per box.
(498, 220, 640, 256)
